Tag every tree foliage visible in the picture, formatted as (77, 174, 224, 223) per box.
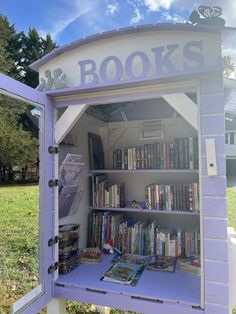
(0, 14, 56, 177)
(223, 55, 235, 78)
(0, 98, 38, 167)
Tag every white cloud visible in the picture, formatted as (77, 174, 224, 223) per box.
(39, 0, 100, 40)
(161, 11, 186, 23)
(106, 2, 119, 15)
(143, 0, 173, 11)
(171, 0, 236, 69)
(171, 0, 236, 27)
(130, 7, 144, 24)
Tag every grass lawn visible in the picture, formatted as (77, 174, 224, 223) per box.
(0, 184, 235, 314)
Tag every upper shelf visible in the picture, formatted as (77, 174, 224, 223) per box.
(88, 169, 199, 176)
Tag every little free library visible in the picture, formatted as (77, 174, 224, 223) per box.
(0, 8, 234, 314)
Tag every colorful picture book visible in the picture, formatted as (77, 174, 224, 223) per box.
(102, 262, 143, 285)
(102, 253, 149, 286)
(146, 255, 177, 272)
(79, 247, 102, 264)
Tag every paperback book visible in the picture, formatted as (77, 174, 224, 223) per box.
(146, 255, 177, 272)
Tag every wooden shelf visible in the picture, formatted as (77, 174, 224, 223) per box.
(89, 205, 200, 216)
(88, 169, 199, 175)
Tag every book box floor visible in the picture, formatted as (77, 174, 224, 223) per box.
(56, 254, 201, 306)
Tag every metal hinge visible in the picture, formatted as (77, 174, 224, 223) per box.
(48, 179, 59, 187)
(48, 236, 59, 247)
(48, 146, 59, 154)
(48, 262, 59, 274)
(131, 296, 163, 304)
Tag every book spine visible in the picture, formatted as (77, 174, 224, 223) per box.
(179, 138, 184, 169)
(136, 146, 140, 169)
(144, 144, 148, 169)
(189, 137, 194, 169)
(193, 137, 199, 169)
(169, 141, 175, 169)
(121, 148, 125, 170)
(128, 148, 133, 170)
(174, 138, 179, 169)
(132, 146, 136, 170)
(184, 137, 189, 169)
(124, 148, 128, 169)
(155, 185, 160, 210)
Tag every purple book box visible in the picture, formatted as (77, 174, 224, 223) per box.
(0, 23, 233, 314)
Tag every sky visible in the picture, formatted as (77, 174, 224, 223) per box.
(0, 0, 236, 68)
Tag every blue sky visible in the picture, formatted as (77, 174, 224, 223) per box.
(1, 0, 236, 64)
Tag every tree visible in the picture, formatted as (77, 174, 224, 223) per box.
(0, 14, 57, 87)
(223, 55, 235, 78)
(0, 15, 15, 75)
(17, 28, 57, 87)
(0, 15, 57, 180)
(0, 95, 38, 181)
(0, 97, 38, 167)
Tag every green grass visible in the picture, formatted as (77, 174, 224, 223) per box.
(0, 184, 236, 313)
(0, 185, 39, 314)
(227, 188, 236, 231)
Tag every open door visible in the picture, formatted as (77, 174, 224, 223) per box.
(0, 74, 56, 314)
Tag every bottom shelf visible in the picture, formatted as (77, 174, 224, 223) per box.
(56, 254, 201, 307)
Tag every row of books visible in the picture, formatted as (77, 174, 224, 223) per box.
(113, 137, 198, 170)
(145, 183, 199, 212)
(90, 175, 125, 208)
(90, 175, 199, 212)
(88, 212, 200, 257)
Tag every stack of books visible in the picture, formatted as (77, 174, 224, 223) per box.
(58, 224, 80, 274)
(102, 254, 149, 286)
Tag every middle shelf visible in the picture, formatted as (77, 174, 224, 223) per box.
(89, 205, 200, 216)
(88, 169, 199, 176)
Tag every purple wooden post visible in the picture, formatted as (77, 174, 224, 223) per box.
(199, 73, 229, 314)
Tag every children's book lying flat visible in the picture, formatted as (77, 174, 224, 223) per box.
(102, 262, 142, 285)
(146, 255, 177, 272)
